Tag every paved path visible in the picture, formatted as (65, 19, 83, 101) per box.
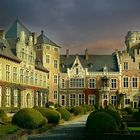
(28, 114, 89, 140)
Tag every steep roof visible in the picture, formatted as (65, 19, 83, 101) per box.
(60, 54, 119, 73)
(0, 38, 21, 62)
(37, 30, 61, 48)
(5, 18, 31, 39)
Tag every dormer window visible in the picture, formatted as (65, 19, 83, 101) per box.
(103, 65, 108, 72)
(124, 62, 128, 70)
(89, 63, 93, 68)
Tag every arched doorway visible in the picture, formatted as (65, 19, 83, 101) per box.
(26, 93, 31, 108)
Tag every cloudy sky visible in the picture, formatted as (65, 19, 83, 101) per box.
(0, 0, 140, 54)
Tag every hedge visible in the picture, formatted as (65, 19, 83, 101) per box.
(71, 106, 84, 116)
(12, 108, 47, 129)
(86, 111, 118, 133)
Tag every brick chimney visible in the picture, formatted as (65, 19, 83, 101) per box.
(85, 49, 88, 60)
(0, 30, 5, 39)
(32, 32, 37, 45)
(66, 49, 69, 58)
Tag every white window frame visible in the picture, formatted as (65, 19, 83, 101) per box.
(78, 93, 84, 106)
(54, 75, 58, 84)
(54, 90, 58, 99)
(69, 94, 76, 106)
(13, 67, 18, 82)
(54, 60, 58, 68)
(14, 89, 18, 107)
(132, 77, 138, 88)
(6, 65, 10, 81)
(70, 78, 84, 88)
(88, 79, 96, 89)
(61, 79, 65, 89)
(111, 95, 117, 106)
(46, 55, 50, 63)
(123, 77, 129, 88)
(88, 95, 96, 105)
(0, 86, 2, 107)
(111, 78, 117, 89)
(6, 87, 11, 107)
(0, 63, 2, 80)
(124, 62, 128, 70)
(61, 95, 66, 106)
(20, 69, 24, 83)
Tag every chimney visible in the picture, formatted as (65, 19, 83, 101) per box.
(0, 30, 5, 39)
(32, 32, 37, 45)
(66, 49, 69, 58)
(85, 49, 88, 60)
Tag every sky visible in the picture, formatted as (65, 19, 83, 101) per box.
(0, 0, 140, 54)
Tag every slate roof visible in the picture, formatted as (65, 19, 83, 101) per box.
(5, 18, 31, 39)
(0, 38, 21, 62)
(37, 31, 61, 48)
(60, 54, 119, 73)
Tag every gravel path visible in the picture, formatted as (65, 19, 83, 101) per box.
(28, 114, 89, 140)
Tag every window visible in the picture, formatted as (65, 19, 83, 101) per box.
(124, 62, 128, 70)
(20, 69, 24, 83)
(111, 79, 117, 89)
(54, 90, 58, 99)
(78, 93, 84, 105)
(70, 94, 76, 106)
(0, 63, 2, 80)
(111, 96, 117, 106)
(54, 60, 58, 68)
(88, 79, 96, 89)
(70, 78, 84, 88)
(0, 86, 2, 107)
(61, 79, 65, 89)
(125, 98, 130, 105)
(46, 55, 50, 63)
(26, 93, 31, 108)
(88, 95, 95, 105)
(35, 73, 38, 85)
(123, 77, 129, 88)
(61, 95, 65, 106)
(13, 67, 18, 82)
(54, 75, 58, 84)
(6, 88, 11, 107)
(14, 89, 18, 107)
(30, 72, 34, 84)
(54, 48, 58, 52)
(132, 77, 138, 88)
(139, 62, 140, 70)
(6, 65, 10, 81)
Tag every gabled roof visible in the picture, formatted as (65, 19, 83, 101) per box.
(37, 30, 61, 48)
(5, 18, 31, 39)
(0, 38, 21, 63)
(60, 54, 119, 73)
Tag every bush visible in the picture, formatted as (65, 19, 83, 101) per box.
(45, 109, 61, 124)
(86, 111, 118, 133)
(71, 106, 84, 116)
(46, 101, 54, 108)
(65, 107, 72, 112)
(135, 109, 140, 122)
(12, 108, 47, 129)
(33, 106, 48, 117)
(125, 107, 138, 115)
(0, 109, 9, 123)
(105, 105, 117, 112)
(57, 107, 71, 121)
(81, 104, 95, 112)
(104, 109, 121, 125)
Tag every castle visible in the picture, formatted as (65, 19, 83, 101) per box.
(0, 19, 139, 110)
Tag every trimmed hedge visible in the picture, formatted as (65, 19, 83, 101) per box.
(12, 108, 47, 129)
(125, 107, 138, 115)
(71, 106, 84, 116)
(81, 104, 95, 112)
(33, 106, 48, 117)
(86, 111, 118, 133)
(57, 107, 71, 121)
(134, 109, 140, 122)
(45, 109, 61, 124)
(105, 105, 117, 112)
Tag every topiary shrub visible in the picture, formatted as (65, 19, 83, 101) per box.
(125, 107, 138, 115)
(12, 108, 47, 129)
(86, 111, 118, 133)
(33, 106, 48, 117)
(71, 106, 84, 116)
(57, 107, 71, 121)
(135, 109, 140, 122)
(45, 109, 61, 124)
(0, 109, 10, 123)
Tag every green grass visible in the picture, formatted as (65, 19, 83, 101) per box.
(129, 127, 140, 131)
(0, 124, 19, 137)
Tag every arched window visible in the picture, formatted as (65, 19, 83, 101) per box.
(6, 88, 11, 107)
(27, 93, 31, 108)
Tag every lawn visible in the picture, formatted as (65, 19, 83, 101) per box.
(0, 124, 19, 137)
(129, 127, 140, 131)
